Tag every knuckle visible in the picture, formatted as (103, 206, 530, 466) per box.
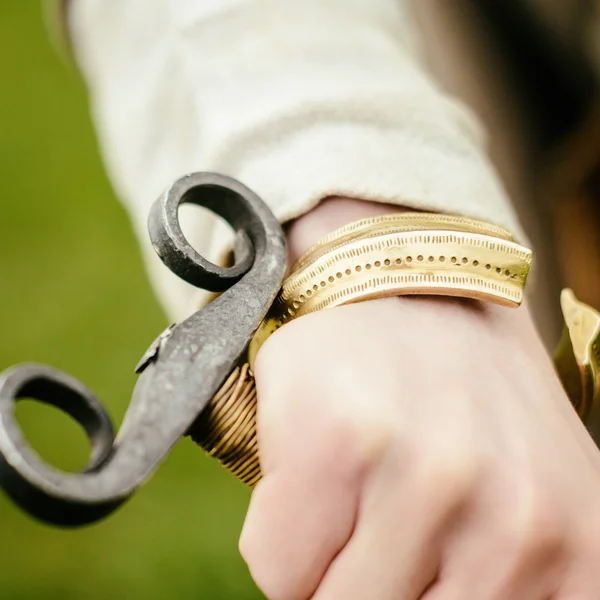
(412, 440, 479, 504)
(506, 478, 566, 559)
(238, 526, 255, 565)
(316, 410, 396, 481)
(346, 415, 396, 468)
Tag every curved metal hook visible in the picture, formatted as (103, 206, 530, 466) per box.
(148, 172, 257, 291)
(0, 173, 287, 526)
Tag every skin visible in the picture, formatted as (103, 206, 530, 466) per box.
(240, 198, 600, 600)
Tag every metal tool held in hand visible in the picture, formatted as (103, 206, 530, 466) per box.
(1, 172, 600, 528)
(0, 173, 286, 526)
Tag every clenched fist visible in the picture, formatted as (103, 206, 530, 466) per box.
(239, 199, 600, 600)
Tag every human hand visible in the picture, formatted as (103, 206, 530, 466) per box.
(239, 200, 600, 600)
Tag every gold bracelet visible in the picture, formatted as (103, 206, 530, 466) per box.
(190, 213, 600, 485)
(189, 212, 533, 486)
(248, 212, 532, 367)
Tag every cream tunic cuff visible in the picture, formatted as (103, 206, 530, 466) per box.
(67, 0, 525, 320)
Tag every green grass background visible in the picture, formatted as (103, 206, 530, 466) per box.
(0, 4, 262, 599)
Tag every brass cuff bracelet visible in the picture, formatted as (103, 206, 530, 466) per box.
(190, 212, 535, 486)
(248, 212, 532, 367)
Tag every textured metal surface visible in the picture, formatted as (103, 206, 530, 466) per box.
(249, 213, 532, 366)
(0, 172, 286, 526)
(555, 288, 600, 444)
(189, 364, 261, 488)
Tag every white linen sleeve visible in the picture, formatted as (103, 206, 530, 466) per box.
(67, 0, 525, 321)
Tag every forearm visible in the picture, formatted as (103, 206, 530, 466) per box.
(67, 0, 525, 320)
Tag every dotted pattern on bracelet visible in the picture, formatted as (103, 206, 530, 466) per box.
(290, 254, 521, 302)
(286, 233, 530, 298)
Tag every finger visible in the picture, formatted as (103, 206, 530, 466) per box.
(310, 513, 439, 600)
(555, 564, 600, 599)
(422, 556, 560, 600)
(310, 446, 473, 600)
(240, 463, 359, 600)
(240, 386, 368, 600)
(422, 475, 566, 600)
(553, 516, 600, 599)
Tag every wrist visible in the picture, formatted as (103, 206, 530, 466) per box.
(285, 197, 536, 341)
(286, 197, 410, 263)
(250, 203, 532, 368)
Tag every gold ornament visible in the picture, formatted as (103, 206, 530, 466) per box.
(189, 213, 600, 485)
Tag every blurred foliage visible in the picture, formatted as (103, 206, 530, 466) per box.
(0, 4, 261, 599)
